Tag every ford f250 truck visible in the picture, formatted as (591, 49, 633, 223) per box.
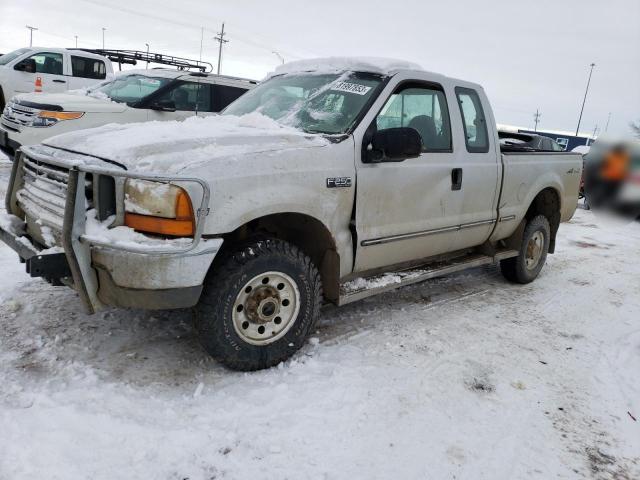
(0, 58, 582, 371)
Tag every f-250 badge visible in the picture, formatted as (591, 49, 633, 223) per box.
(326, 177, 352, 188)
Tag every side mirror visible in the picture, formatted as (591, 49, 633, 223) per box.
(366, 127, 423, 163)
(14, 58, 37, 73)
(150, 100, 176, 112)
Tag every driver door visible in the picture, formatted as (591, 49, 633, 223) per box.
(16, 51, 68, 94)
(353, 83, 463, 272)
(146, 81, 202, 121)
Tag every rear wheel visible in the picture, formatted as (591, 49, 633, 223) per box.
(194, 238, 322, 371)
(500, 215, 550, 284)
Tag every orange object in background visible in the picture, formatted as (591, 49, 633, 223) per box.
(600, 147, 630, 181)
(34, 76, 43, 92)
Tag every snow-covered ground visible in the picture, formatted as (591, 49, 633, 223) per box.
(0, 150, 639, 479)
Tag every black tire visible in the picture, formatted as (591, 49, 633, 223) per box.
(194, 237, 322, 371)
(0, 87, 5, 111)
(500, 215, 550, 284)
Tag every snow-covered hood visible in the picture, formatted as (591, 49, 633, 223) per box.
(13, 92, 127, 113)
(42, 113, 330, 174)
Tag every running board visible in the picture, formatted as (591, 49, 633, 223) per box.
(338, 249, 518, 306)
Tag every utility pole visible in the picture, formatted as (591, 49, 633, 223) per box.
(74, 35, 78, 48)
(533, 109, 541, 132)
(575, 63, 596, 136)
(272, 51, 285, 64)
(214, 22, 228, 75)
(145, 43, 149, 69)
(102, 27, 106, 49)
(604, 112, 611, 132)
(26, 26, 38, 47)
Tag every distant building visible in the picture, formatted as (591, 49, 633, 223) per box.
(498, 124, 595, 151)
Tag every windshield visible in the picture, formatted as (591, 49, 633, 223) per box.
(90, 74, 172, 104)
(223, 72, 384, 134)
(0, 48, 31, 66)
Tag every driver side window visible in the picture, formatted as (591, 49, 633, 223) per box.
(375, 85, 452, 152)
(28, 52, 63, 75)
(154, 82, 202, 111)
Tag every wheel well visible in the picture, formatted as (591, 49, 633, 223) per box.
(218, 213, 340, 302)
(525, 188, 561, 253)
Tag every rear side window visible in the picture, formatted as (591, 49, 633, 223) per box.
(455, 87, 489, 153)
(71, 56, 106, 80)
(212, 84, 248, 111)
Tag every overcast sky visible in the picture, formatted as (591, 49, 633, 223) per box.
(1, 0, 638, 136)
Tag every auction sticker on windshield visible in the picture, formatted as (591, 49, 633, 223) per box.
(331, 82, 372, 95)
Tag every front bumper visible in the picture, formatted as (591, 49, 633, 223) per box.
(1, 147, 219, 313)
(0, 125, 21, 152)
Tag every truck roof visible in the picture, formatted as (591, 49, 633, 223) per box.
(268, 56, 476, 89)
(114, 68, 257, 85)
(27, 47, 109, 61)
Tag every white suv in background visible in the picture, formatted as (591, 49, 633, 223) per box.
(0, 69, 256, 151)
(0, 47, 114, 109)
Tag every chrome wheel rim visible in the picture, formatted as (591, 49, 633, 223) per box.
(232, 271, 300, 346)
(525, 231, 544, 270)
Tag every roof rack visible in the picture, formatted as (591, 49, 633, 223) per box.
(74, 49, 213, 73)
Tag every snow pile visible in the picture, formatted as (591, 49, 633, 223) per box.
(0, 208, 638, 478)
(271, 57, 423, 77)
(83, 210, 192, 250)
(342, 272, 403, 292)
(42, 112, 328, 174)
(0, 213, 25, 236)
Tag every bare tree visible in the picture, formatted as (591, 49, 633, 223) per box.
(631, 120, 640, 138)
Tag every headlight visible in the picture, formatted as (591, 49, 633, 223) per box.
(31, 110, 84, 127)
(124, 179, 195, 237)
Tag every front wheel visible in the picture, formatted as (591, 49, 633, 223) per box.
(194, 238, 322, 371)
(500, 215, 550, 284)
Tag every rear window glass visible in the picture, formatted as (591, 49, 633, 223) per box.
(212, 84, 248, 111)
(71, 56, 107, 80)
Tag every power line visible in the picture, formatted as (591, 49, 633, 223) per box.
(76, 0, 307, 61)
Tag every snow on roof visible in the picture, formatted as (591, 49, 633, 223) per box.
(114, 68, 186, 79)
(271, 57, 423, 77)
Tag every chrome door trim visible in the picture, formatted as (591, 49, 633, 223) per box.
(361, 219, 495, 247)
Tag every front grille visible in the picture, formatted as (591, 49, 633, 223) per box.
(1, 101, 39, 132)
(17, 156, 72, 233)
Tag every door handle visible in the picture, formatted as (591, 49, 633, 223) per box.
(52, 79, 66, 83)
(451, 168, 463, 191)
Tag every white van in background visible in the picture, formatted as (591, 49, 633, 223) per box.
(0, 47, 115, 109)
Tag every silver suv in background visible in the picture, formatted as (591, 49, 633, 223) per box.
(0, 69, 256, 152)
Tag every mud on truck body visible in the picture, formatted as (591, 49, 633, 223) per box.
(0, 58, 582, 370)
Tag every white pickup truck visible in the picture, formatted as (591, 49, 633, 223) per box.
(0, 48, 114, 110)
(0, 58, 582, 371)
